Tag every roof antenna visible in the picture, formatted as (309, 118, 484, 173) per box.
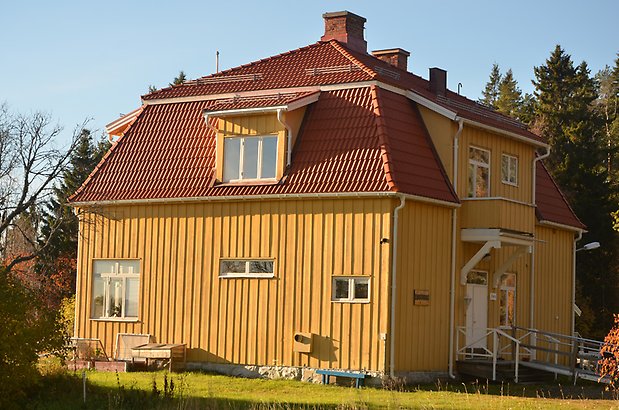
(458, 82, 463, 95)
(216, 50, 220, 73)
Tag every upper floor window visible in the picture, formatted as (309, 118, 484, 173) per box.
(223, 135, 277, 182)
(501, 154, 518, 186)
(92, 259, 140, 319)
(468, 146, 490, 198)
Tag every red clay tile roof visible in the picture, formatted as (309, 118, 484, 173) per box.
(144, 40, 544, 145)
(535, 161, 585, 229)
(70, 87, 458, 203)
(203, 91, 319, 112)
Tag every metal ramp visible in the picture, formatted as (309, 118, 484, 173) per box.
(456, 326, 611, 384)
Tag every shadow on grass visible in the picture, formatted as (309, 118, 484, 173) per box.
(408, 376, 615, 401)
(23, 371, 349, 410)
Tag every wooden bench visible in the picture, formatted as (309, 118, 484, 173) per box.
(131, 343, 186, 371)
(315, 369, 367, 388)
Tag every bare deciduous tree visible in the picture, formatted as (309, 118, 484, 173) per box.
(0, 103, 84, 271)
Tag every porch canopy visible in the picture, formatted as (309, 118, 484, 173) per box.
(460, 228, 533, 287)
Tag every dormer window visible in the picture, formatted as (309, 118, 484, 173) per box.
(223, 135, 278, 182)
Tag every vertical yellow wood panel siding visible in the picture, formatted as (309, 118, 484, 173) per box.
(534, 225, 574, 363)
(75, 198, 392, 371)
(417, 106, 456, 182)
(395, 202, 453, 372)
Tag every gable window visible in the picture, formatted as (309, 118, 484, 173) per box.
(223, 135, 277, 182)
(501, 154, 518, 186)
(468, 146, 490, 198)
(332, 276, 370, 303)
(499, 273, 516, 327)
(220, 259, 275, 278)
(92, 259, 140, 319)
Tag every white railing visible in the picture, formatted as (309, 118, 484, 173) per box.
(456, 326, 531, 382)
(457, 326, 613, 383)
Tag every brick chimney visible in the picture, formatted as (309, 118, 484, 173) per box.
(372, 48, 410, 71)
(429, 67, 447, 96)
(321, 11, 367, 54)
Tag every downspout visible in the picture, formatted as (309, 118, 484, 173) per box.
(389, 194, 406, 378)
(529, 146, 550, 337)
(448, 117, 463, 379)
(572, 230, 583, 336)
(276, 108, 293, 167)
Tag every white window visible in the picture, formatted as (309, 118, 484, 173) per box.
(223, 135, 277, 182)
(92, 259, 140, 319)
(501, 154, 518, 186)
(499, 273, 516, 327)
(332, 276, 370, 303)
(220, 259, 275, 278)
(468, 146, 490, 198)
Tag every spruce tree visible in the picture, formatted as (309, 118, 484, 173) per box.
(480, 63, 502, 108)
(36, 129, 110, 309)
(495, 69, 524, 119)
(533, 45, 618, 338)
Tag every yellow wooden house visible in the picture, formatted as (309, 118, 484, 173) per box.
(69, 11, 586, 382)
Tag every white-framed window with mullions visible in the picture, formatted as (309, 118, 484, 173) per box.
(501, 154, 518, 186)
(223, 135, 278, 182)
(331, 276, 370, 303)
(468, 146, 491, 198)
(91, 259, 140, 320)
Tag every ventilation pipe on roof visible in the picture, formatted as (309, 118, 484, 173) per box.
(429, 68, 447, 97)
(276, 108, 293, 167)
(529, 146, 551, 348)
(448, 118, 463, 379)
(389, 194, 406, 378)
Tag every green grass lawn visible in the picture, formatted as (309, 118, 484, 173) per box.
(24, 369, 619, 409)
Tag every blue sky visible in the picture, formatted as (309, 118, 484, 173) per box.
(1, 1, 616, 144)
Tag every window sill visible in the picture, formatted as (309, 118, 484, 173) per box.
(90, 317, 140, 323)
(216, 179, 279, 187)
(331, 300, 370, 304)
(219, 275, 275, 279)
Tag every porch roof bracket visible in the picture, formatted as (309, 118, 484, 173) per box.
(460, 240, 501, 285)
(492, 245, 531, 288)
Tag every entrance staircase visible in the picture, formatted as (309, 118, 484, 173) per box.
(456, 326, 610, 383)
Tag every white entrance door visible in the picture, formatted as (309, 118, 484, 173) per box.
(466, 271, 488, 350)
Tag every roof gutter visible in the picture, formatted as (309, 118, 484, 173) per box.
(448, 117, 463, 379)
(389, 194, 406, 378)
(69, 191, 460, 209)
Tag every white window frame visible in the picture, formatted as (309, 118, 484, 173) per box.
(331, 276, 370, 303)
(223, 135, 278, 182)
(501, 154, 518, 186)
(499, 273, 516, 328)
(219, 258, 275, 278)
(468, 146, 491, 198)
(92, 259, 140, 320)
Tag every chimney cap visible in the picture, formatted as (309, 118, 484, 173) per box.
(322, 10, 367, 23)
(371, 48, 410, 57)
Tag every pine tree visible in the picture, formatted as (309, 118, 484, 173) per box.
(36, 129, 110, 309)
(495, 69, 524, 119)
(533, 45, 619, 338)
(480, 63, 502, 108)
